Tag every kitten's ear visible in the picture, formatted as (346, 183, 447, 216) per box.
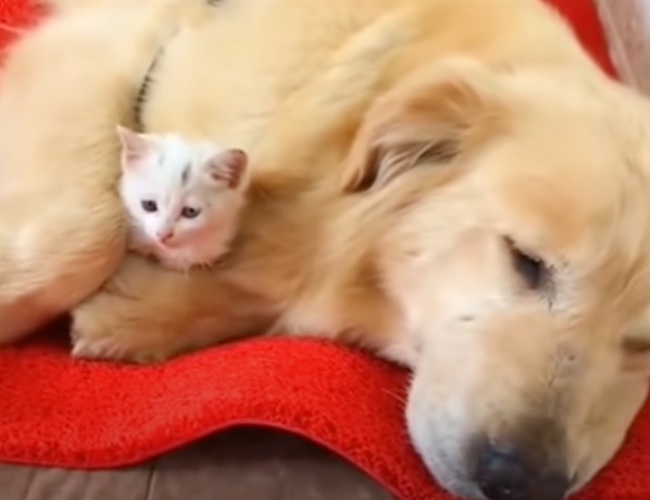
(116, 125, 153, 170)
(206, 148, 248, 188)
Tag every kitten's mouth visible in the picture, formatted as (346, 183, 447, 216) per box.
(158, 239, 184, 249)
(155, 239, 173, 248)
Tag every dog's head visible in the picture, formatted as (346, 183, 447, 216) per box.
(343, 59, 650, 500)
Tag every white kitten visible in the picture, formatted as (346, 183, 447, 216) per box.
(116, 125, 248, 271)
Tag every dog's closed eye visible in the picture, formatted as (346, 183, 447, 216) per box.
(504, 237, 550, 291)
(622, 336, 650, 354)
(621, 336, 650, 373)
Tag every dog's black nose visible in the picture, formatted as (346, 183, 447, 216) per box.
(475, 444, 569, 500)
(476, 446, 528, 500)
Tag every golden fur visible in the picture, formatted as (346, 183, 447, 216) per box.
(2, 0, 650, 498)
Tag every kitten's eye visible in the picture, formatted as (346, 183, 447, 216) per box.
(181, 206, 201, 219)
(505, 238, 549, 291)
(141, 200, 158, 212)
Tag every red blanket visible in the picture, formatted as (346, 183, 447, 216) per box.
(0, 1, 649, 499)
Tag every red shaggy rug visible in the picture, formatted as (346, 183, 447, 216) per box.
(0, 1, 648, 499)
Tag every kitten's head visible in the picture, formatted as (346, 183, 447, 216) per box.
(116, 125, 248, 254)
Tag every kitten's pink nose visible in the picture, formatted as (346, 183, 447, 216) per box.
(156, 230, 174, 244)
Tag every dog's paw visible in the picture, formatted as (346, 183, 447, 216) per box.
(69, 284, 181, 365)
(72, 341, 168, 365)
(70, 327, 167, 365)
(69, 252, 272, 365)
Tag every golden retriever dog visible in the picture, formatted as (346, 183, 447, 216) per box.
(3, 0, 650, 499)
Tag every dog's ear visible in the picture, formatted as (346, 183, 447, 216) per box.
(341, 59, 509, 193)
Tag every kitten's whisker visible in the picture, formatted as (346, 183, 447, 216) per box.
(382, 387, 408, 406)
